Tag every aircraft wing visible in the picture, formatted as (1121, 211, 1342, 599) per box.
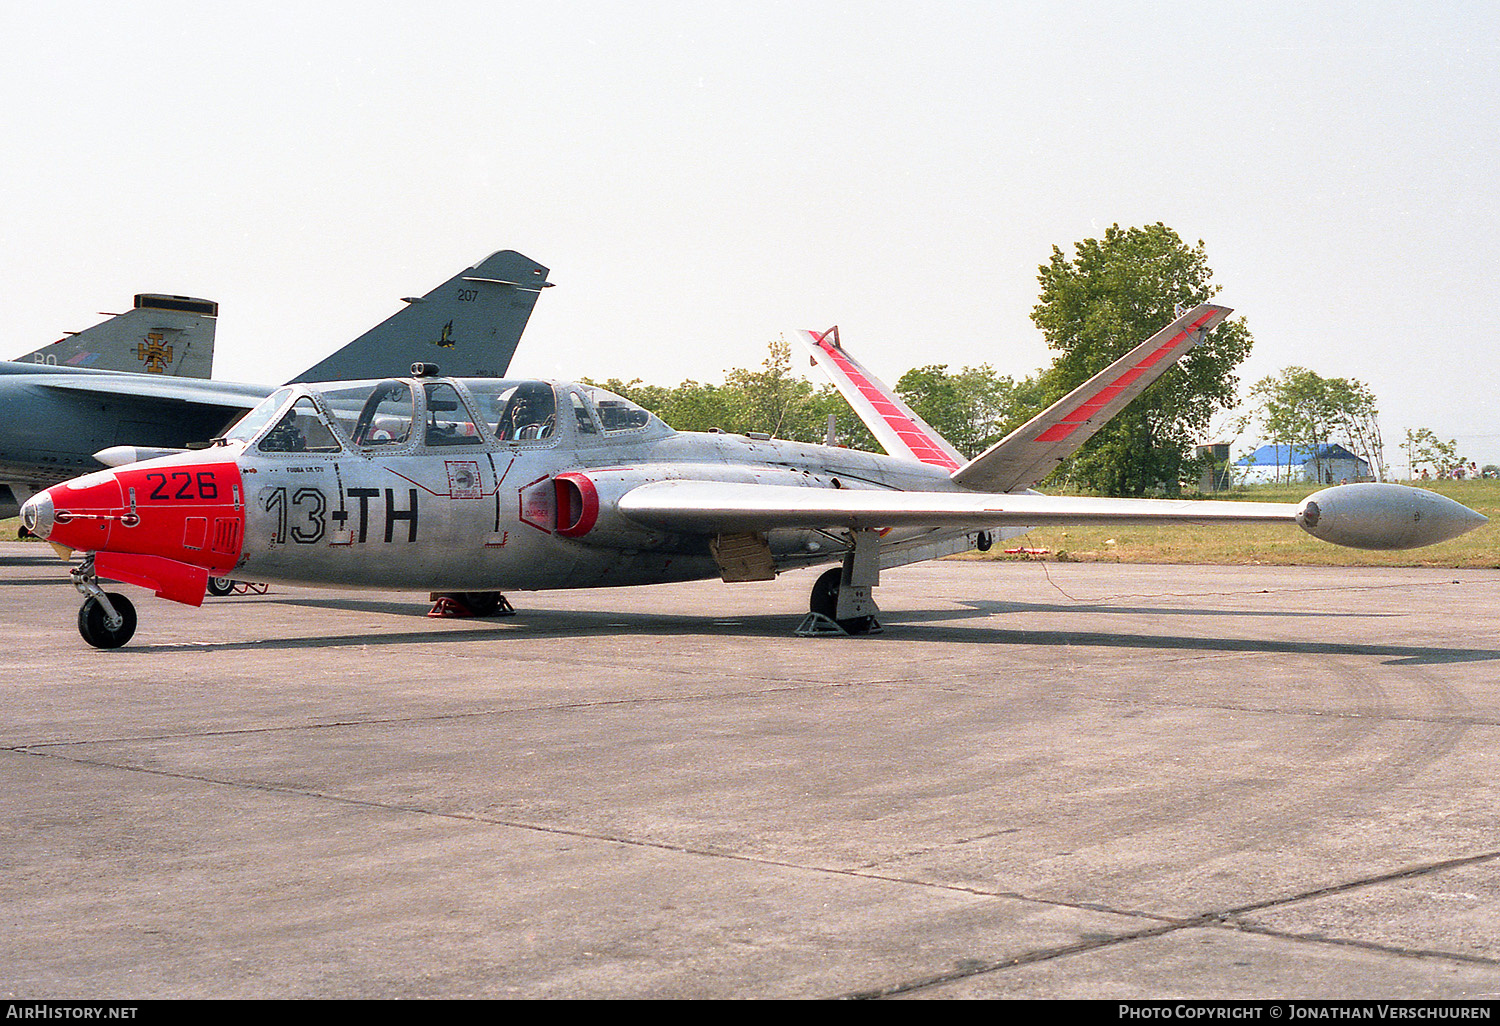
(618, 480, 1297, 533)
(29, 373, 272, 409)
(951, 304, 1232, 493)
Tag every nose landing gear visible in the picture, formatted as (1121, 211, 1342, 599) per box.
(71, 554, 137, 649)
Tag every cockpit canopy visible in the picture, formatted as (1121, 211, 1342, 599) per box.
(222, 377, 665, 455)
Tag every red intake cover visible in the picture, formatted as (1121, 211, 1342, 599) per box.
(554, 473, 599, 537)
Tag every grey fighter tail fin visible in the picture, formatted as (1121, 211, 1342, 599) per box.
(288, 250, 551, 383)
(14, 294, 218, 377)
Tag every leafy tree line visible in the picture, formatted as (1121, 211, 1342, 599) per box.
(596, 223, 1461, 493)
(599, 224, 1258, 496)
(1237, 371, 1478, 483)
(586, 339, 880, 454)
(1400, 427, 1470, 479)
(589, 341, 1045, 463)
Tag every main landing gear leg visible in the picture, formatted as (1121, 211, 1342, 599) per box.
(797, 530, 882, 637)
(71, 553, 137, 649)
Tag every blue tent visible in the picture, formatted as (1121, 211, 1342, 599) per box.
(1234, 444, 1370, 485)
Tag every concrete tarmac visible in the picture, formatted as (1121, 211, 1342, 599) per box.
(3, 541, 1500, 1000)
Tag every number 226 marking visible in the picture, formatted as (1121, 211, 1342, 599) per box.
(144, 471, 219, 501)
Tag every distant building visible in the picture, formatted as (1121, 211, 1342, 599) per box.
(1234, 444, 1371, 486)
(1196, 442, 1232, 492)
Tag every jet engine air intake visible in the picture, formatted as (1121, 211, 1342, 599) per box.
(554, 472, 599, 537)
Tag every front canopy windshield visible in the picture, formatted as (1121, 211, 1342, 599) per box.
(223, 387, 294, 444)
(258, 396, 341, 453)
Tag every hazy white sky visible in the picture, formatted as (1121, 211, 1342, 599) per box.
(4, 1, 1497, 464)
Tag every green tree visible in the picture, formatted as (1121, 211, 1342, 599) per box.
(584, 377, 723, 433)
(1031, 223, 1253, 496)
(1401, 427, 1462, 479)
(1248, 367, 1385, 482)
(587, 340, 877, 451)
(803, 384, 877, 453)
(719, 338, 817, 438)
(895, 363, 1021, 459)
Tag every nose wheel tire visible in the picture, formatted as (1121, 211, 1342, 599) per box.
(78, 593, 137, 649)
(207, 577, 235, 597)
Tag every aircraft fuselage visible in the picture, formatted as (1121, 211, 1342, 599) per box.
(234, 433, 953, 592)
(0, 377, 245, 499)
(24, 375, 970, 609)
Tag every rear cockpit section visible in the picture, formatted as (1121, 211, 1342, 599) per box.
(422, 381, 484, 447)
(587, 387, 654, 434)
(469, 381, 558, 442)
(339, 380, 415, 449)
(570, 384, 672, 444)
(457, 380, 669, 445)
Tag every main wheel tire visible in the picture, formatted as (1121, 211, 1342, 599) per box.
(207, 576, 235, 597)
(78, 593, 137, 649)
(459, 592, 502, 617)
(808, 568, 875, 635)
(810, 568, 841, 619)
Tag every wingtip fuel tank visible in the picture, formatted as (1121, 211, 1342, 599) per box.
(1296, 483, 1487, 550)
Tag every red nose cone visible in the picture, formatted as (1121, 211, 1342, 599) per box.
(104, 459, 247, 573)
(41, 471, 126, 552)
(37, 457, 248, 607)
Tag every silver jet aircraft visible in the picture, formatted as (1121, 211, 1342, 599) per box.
(0, 250, 549, 518)
(19, 303, 1487, 648)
